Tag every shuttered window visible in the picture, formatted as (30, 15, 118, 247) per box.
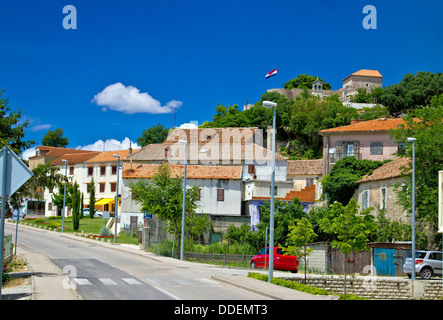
(370, 142, 383, 155)
(217, 189, 224, 201)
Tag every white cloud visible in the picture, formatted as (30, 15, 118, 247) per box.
(92, 82, 182, 114)
(76, 137, 141, 151)
(178, 121, 199, 129)
(22, 147, 37, 160)
(29, 124, 52, 132)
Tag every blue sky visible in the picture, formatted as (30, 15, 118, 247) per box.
(1, 0, 442, 155)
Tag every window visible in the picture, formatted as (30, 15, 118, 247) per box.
(99, 183, 105, 193)
(88, 166, 93, 176)
(429, 252, 442, 261)
(69, 166, 74, 175)
(111, 165, 117, 175)
(100, 165, 106, 176)
(164, 147, 171, 158)
(48, 203, 52, 211)
(362, 190, 369, 210)
(48, 188, 53, 194)
(248, 165, 255, 174)
(110, 182, 116, 192)
(398, 142, 407, 155)
(217, 189, 224, 201)
(336, 141, 360, 159)
(380, 187, 387, 210)
(269, 186, 278, 196)
(196, 188, 201, 201)
(370, 142, 383, 155)
(86, 183, 91, 193)
(306, 178, 314, 187)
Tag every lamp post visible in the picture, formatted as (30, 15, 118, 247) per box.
(178, 139, 188, 261)
(61, 159, 68, 233)
(263, 100, 277, 282)
(113, 154, 120, 243)
(407, 137, 416, 280)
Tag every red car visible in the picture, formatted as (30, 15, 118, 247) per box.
(250, 247, 299, 273)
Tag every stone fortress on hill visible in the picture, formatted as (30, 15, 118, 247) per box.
(245, 69, 383, 110)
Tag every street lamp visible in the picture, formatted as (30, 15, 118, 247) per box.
(61, 159, 68, 233)
(407, 137, 416, 280)
(113, 154, 120, 243)
(262, 100, 277, 282)
(178, 139, 188, 261)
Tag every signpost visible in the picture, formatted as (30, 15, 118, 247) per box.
(0, 146, 33, 298)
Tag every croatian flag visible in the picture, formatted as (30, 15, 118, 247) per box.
(265, 69, 277, 79)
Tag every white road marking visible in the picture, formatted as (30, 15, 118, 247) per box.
(196, 278, 219, 285)
(74, 278, 92, 285)
(122, 278, 143, 285)
(151, 285, 182, 300)
(99, 278, 117, 285)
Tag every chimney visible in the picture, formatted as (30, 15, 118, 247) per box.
(129, 141, 133, 155)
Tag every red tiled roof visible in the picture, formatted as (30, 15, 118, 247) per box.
(358, 157, 411, 183)
(50, 152, 102, 165)
(126, 142, 287, 162)
(28, 145, 94, 159)
(319, 118, 419, 134)
(342, 69, 382, 82)
(287, 160, 323, 176)
(122, 163, 242, 180)
(84, 149, 140, 163)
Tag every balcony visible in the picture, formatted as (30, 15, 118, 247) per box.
(328, 152, 362, 164)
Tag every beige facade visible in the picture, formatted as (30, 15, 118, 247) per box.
(353, 176, 409, 223)
(353, 157, 411, 222)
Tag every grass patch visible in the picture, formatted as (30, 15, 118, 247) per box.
(247, 272, 369, 300)
(20, 216, 140, 245)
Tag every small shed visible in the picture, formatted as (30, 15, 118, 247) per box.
(368, 242, 413, 277)
(306, 241, 413, 276)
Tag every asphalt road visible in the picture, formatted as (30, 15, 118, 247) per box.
(5, 224, 271, 300)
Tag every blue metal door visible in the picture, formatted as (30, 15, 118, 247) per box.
(374, 248, 396, 276)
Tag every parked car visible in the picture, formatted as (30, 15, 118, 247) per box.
(403, 250, 443, 280)
(82, 208, 103, 217)
(250, 247, 299, 273)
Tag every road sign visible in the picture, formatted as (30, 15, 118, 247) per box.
(0, 146, 33, 197)
(102, 211, 110, 219)
(1, 145, 33, 297)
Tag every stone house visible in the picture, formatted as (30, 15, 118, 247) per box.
(352, 157, 411, 222)
(266, 69, 382, 102)
(318, 117, 417, 176)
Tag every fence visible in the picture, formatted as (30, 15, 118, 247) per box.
(2, 233, 13, 262)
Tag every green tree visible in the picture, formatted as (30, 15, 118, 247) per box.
(0, 89, 34, 155)
(253, 198, 306, 250)
(41, 128, 69, 148)
(129, 162, 203, 241)
(137, 123, 169, 147)
(283, 74, 332, 90)
(10, 163, 63, 212)
(327, 199, 377, 294)
(381, 71, 443, 115)
(322, 157, 385, 205)
(89, 178, 96, 218)
(285, 217, 317, 283)
(391, 105, 443, 248)
(71, 182, 81, 231)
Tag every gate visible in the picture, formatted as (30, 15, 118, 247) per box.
(374, 248, 395, 276)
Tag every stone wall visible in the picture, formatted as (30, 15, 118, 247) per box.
(280, 275, 443, 300)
